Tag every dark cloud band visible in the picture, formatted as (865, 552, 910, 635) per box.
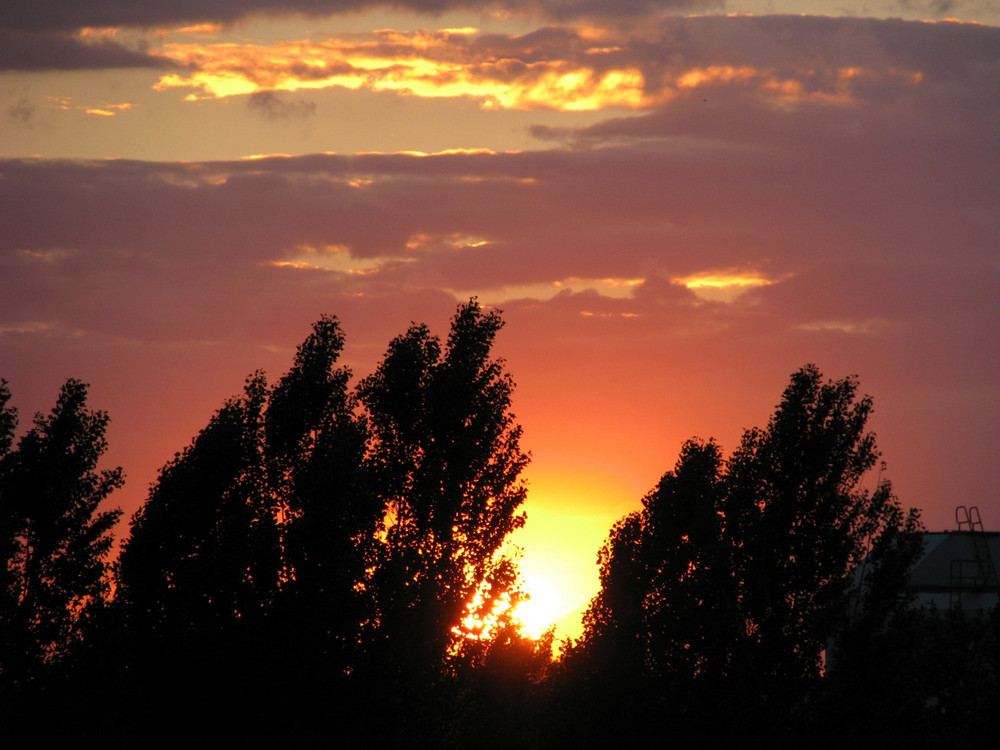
(0, 0, 711, 33)
(0, 29, 171, 71)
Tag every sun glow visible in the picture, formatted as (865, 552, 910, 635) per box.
(454, 589, 517, 641)
(451, 569, 567, 643)
(514, 571, 565, 639)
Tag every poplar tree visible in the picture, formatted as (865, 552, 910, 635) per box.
(268, 316, 377, 672)
(116, 317, 376, 743)
(573, 365, 922, 740)
(118, 372, 279, 638)
(0, 379, 122, 684)
(357, 300, 529, 684)
(117, 317, 377, 685)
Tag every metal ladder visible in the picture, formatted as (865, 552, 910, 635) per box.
(953, 506, 999, 607)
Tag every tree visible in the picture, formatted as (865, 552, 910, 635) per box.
(723, 365, 917, 688)
(453, 614, 554, 750)
(116, 317, 382, 745)
(267, 315, 377, 677)
(357, 300, 529, 688)
(634, 438, 735, 683)
(118, 315, 379, 641)
(119, 316, 375, 633)
(0, 380, 15, 455)
(0, 379, 123, 685)
(580, 509, 650, 679)
(0, 380, 19, 675)
(115, 304, 530, 744)
(118, 372, 279, 639)
(570, 365, 921, 741)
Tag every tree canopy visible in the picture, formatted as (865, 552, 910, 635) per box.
(6, 330, 993, 749)
(109, 300, 532, 743)
(0, 379, 122, 684)
(567, 365, 924, 743)
(357, 302, 529, 682)
(118, 372, 280, 638)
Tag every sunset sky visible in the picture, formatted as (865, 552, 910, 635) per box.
(2, 0, 998, 638)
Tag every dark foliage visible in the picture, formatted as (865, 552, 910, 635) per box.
(357, 303, 528, 676)
(108, 300, 531, 745)
(119, 373, 279, 638)
(558, 365, 928, 747)
(0, 379, 123, 738)
(0, 379, 122, 682)
(4, 341, 998, 749)
(113, 315, 379, 744)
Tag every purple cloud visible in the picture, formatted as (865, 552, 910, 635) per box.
(1, 0, 714, 33)
(0, 28, 171, 71)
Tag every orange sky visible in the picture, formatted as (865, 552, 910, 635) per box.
(2, 0, 999, 639)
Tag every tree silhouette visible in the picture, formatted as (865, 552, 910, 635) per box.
(116, 317, 385, 745)
(356, 300, 529, 722)
(804, 502, 931, 748)
(5, 327, 969, 746)
(266, 316, 378, 699)
(454, 616, 554, 749)
(0, 379, 122, 686)
(114, 307, 533, 744)
(118, 372, 280, 639)
(120, 316, 377, 656)
(723, 366, 920, 691)
(0, 380, 19, 679)
(568, 365, 922, 743)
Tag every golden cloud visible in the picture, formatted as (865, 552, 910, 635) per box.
(45, 96, 135, 117)
(673, 64, 921, 107)
(175, 23, 227, 38)
(152, 30, 652, 111)
(406, 232, 492, 251)
(265, 244, 414, 275)
(149, 26, 925, 112)
(674, 270, 782, 303)
(796, 319, 885, 335)
(78, 27, 122, 39)
(460, 276, 645, 304)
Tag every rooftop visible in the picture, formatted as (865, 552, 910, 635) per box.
(905, 506, 999, 610)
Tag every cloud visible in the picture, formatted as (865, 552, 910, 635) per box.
(6, 97, 34, 124)
(1, 15, 998, 532)
(0, 28, 171, 71)
(0, 0, 713, 34)
(247, 90, 317, 119)
(142, 15, 1000, 131)
(1, 27, 995, 336)
(893, 0, 958, 17)
(151, 27, 654, 111)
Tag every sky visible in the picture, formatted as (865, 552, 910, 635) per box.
(2, 0, 999, 639)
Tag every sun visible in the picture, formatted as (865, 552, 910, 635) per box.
(514, 571, 566, 639)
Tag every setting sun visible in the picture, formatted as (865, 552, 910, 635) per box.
(515, 571, 565, 639)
